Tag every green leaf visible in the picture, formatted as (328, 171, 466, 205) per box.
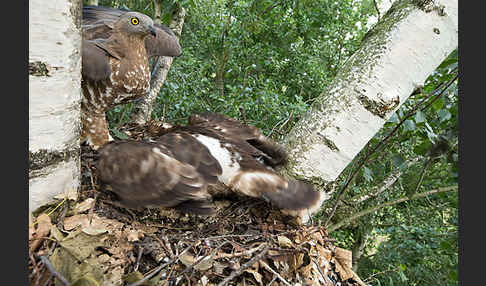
(440, 241, 452, 250)
(363, 166, 373, 182)
(432, 98, 445, 111)
(391, 154, 405, 169)
(388, 113, 399, 123)
(449, 269, 458, 281)
(398, 271, 408, 282)
(437, 109, 452, 122)
(414, 141, 432, 156)
(403, 120, 416, 132)
(414, 110, 426, 123)
(111, 129, 130, 140)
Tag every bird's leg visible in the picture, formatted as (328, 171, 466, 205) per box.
(81, 109, 113, 150)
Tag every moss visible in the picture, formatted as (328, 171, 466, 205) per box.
(68, 0, 83, 29)
(29, 148, 79, 172)
(29, 61, 51, 77)
(358, 93, 400, 119)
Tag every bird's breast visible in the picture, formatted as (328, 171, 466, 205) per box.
(107, 56, 151, 105)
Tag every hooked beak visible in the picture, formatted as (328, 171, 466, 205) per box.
(149, 26, 157, 37)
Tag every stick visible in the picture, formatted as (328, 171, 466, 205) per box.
(215, 245, 263, 259)
(127, 244, 193, 286)
(40, 256, 70, 286)
(259, 260, 292, 286)
(216, 244, 270, 286)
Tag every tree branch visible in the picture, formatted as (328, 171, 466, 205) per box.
(347, 157, 421, 205)
(326, 185, 458, 232)
(216, 244, 269, 286)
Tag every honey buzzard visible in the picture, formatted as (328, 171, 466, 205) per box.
(81, 6, 182, 149)
(97, 113, 325, 223)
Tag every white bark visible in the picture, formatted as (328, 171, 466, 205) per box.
(29, 0, 82, 212)
(282, 0, 458, 188)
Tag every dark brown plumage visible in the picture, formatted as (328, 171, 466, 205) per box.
(81, 6, 182, 150)
(97, 113, 324, 222)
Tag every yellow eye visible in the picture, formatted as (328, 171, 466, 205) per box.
(131, 17, 139, 25)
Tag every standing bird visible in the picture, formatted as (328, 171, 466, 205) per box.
(97, 112, 325, 224)
(81, 6, 182, 149)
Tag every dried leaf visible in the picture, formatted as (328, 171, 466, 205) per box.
(102, 266, 123, 286)
(29, 212, 34, 241)
(82, 226, 109, 236)
(334, 247, 352, 269)
(64, 214, 89, 231)
(125, 228, 143, 242)
(245, 269, 263, 285)
(195, 255, 214, 271)
(180, 252, 196, 267)
(30, 213, 52, 252)
(290, 253, 305, 271)
(35, 213, 52, 238)
(123, 271, 147, 285)
(213, 261, 229, 274)
(200, 275, 209, 286)
(74, 198, 95, 214)
(50, 225, 65, 241)
(59, 231, 106, 261)
(54, 188, 78, 201)
(277, 235, 293, 248)
(332, 257, 354, 281)
(318, 248, 332, 261)
(50, 246, 104, 286)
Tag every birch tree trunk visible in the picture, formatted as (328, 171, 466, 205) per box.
(132, 4, 186, 124)
(281, 0, 458, 199)
(29, 0, 82, 212)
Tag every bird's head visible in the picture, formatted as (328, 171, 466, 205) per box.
(116, 11, 156, 38)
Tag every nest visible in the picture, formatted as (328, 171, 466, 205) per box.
(28, 121, 366, 286)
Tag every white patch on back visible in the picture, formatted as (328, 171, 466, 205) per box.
(193, 134, 240, 185)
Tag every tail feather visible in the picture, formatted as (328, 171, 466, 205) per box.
(230, 171, 324, 223)
(247, 138, 288, 167)
(262, 180, 322, 211)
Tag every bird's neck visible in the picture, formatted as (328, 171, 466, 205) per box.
(107, 32, 148, 59)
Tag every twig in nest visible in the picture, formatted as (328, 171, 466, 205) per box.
(204, 234, 257, 240)
(88, 192, 98, 224)
(268, 275, 278, 285)
(259, 260, 292, 286)
(150, 234, 175, 260)
(40, 255, 70, 286)
(134, 246, 144, 272)
(127, 244, 193, 286)
(216, 244, 270, 286)
(29, 251, 40, 279)
(177, 241, 229, 278)
(215, 244, 264, 259)
(56, 200, 69, 231)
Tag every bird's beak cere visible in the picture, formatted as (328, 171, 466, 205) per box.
(149, 26, 157, 37)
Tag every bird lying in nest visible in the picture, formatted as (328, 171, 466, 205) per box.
(97, 112, 325, 224)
